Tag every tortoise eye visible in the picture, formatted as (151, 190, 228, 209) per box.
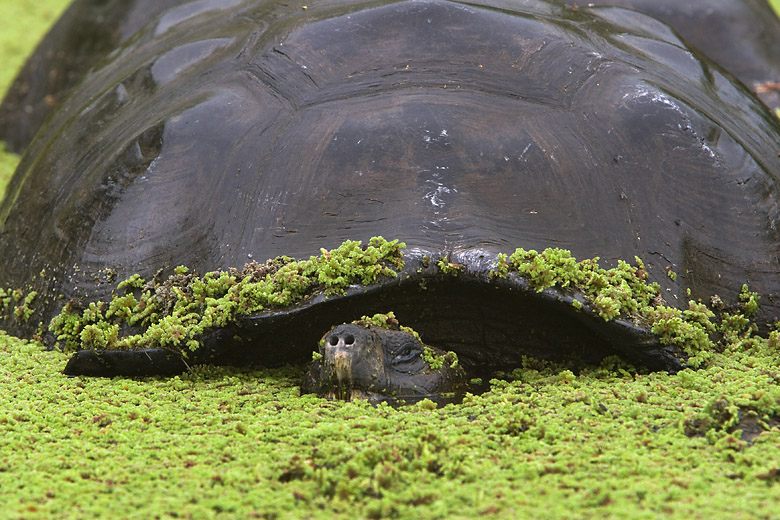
(392, 345, 420, 365)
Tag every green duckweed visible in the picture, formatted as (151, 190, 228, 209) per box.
(50, 238, 405, 353)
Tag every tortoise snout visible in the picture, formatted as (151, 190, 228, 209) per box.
(322, 326, 366, 385)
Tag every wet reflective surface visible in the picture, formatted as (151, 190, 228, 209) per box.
(560, 0, 780, 113)
(1, 0, 779, 341)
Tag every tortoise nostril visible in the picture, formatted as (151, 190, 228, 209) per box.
(328, 335, 339, 346)
(344, 334, 355, 346)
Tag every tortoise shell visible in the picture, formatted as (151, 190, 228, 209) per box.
(1, 0, 779, 367)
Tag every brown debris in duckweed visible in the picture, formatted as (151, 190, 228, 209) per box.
(683, 395, 780, 444)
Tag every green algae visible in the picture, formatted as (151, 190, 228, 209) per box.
(13, 290, 37, 323)
(499, 248, 715, 362)
(436, 258, 463, 275)
(421, 345, 459, 371)
(496, 248, 774, 368)
(502, 248, 661, 321)
(357, 311, 421, 341)
(0, 286, 38, 326)
(357, 312, 424, 351)
(739, 284, 761, 318)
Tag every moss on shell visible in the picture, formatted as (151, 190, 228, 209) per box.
(492, 247, 762, 366)
(436, 258, 463, 275)
(13, 291, 37, 323)
(0, 287, 38, 325)
(356, 311, 420, 341)
(49, 237, 405, 353)
(422, 345, 459, 370)
(47, 241, 769, 372)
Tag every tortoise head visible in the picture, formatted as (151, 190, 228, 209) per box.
(303, 322, 465, 403)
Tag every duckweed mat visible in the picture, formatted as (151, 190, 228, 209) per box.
(3, 332, 780, 519)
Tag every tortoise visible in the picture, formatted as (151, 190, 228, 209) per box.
(1, 0, 780, 402)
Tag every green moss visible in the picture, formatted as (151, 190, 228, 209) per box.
(117, 273, 145, 291)
(502, 248, 724, 364)
(647, 305, 714, 366)
(358, 311, 401, 329)
(436, 258, 463, 275)
(0, 287, 13, 312)
(48, 242, 767, 372)
(490, 252, 509, 278)
(0, 287, 38, 325)
(357, 311, 421, 342)
(79, 322, 119, 350)
(357, 312, 459, 370)
(12, 290, 37, 323)
(739, 284, 760, 317)
(50, 237, 405, 352)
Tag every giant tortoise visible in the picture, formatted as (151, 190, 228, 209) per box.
(1, 0, 779, 401)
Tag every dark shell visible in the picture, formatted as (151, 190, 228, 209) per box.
(2, 0, 780, 367)
(4, 0, 778, 155)
(561, 0, 780, 113)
